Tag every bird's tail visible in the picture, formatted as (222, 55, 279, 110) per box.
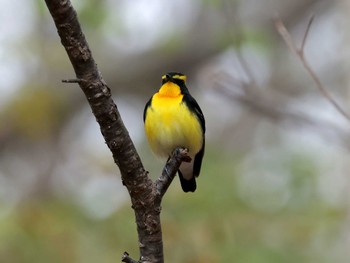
(178, 170, 196, 192)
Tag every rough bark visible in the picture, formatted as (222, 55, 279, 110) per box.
(44, 1, 188, 262)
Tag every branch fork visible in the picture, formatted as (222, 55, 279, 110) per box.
(275, 15, 350, 123)
(44, 0, 190, 262)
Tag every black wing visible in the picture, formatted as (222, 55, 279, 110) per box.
(182, 93, 205, 133)
(193, 138, 205, 177)
(143, 97, 153, 122)
(183, 92, 205, 179)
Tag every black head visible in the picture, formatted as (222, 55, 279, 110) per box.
(161, 72, 187, 85)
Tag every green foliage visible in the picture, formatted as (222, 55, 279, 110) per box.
(0, 150, 346, 262)
(1, 87, 67, 140)
(77, 1, 108, 29)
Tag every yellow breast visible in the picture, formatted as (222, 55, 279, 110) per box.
(144, 90, 203, 157)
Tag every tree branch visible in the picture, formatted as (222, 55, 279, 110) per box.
(122, 252, 139, 263)
(274, 16, 350, 123)
(155, 148, 191, 199)
(44, 1, 187, 262)
(215, 75, 350, 150)
(300, 14, 314, 57)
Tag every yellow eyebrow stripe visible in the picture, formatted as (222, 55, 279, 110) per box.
(161, 74, 187, 81)
(174, 75, 186, 81)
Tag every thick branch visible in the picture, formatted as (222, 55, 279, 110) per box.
(44, 1, 173, 262)
(44, 0, 145, 181)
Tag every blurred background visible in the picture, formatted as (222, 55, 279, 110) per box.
(0, 0, 350, 262)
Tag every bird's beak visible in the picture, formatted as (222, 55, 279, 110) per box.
(165, 74, 173, 82)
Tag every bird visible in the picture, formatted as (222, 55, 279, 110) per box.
(143, 72, 205, 192)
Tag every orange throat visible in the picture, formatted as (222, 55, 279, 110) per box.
(158, 82, 181, 98)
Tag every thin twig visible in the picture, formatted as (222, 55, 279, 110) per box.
(121, 252, 139, 263)
(62, 78, 84, 83)
(300, 14, 315, 58)
(275, 19, 297, 55)
(275, 17, 350, 123)
(236, 51, 257, 90)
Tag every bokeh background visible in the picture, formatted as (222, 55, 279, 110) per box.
(1, 0, 350, 262)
